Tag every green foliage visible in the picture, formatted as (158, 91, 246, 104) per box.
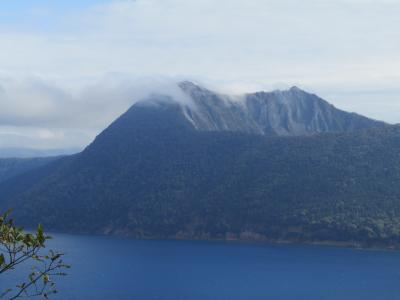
(0, 211, 69, 300)
(2, 104, 400, 248)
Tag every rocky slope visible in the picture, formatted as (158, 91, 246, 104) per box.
(178, 81, 386, 136)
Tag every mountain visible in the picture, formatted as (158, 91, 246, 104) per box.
(0, 147, 81, 158)
(0, 157, 59, 184)
(178, 81, 386, 136)
(0, 83, 398, 248)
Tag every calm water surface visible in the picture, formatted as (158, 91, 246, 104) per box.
(2, 234, 400, 300)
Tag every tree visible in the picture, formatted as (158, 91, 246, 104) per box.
(0, 211, 69, 299)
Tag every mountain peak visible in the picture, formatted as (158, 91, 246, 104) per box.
(289, 86, 304, 93)
(174, 81, 386, 136)
(267, 86, 306, 95)
(178, 81, 207, 93)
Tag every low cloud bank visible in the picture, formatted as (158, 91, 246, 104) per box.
(0, 75, 195, 149)
(0, 74, 399, 150)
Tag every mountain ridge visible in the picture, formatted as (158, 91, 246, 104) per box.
(0, 147, 81, 158)
(0, 157, 60, 184)
(177, 81, 386, 136)
(0, 83, 398, 248)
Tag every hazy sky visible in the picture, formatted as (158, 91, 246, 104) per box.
(1, 0, 400, 149)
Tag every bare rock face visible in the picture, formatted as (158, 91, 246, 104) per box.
(178, 81, 386, 136)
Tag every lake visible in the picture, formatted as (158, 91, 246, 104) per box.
(2, 234, 400, 300)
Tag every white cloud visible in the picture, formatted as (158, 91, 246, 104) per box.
(0, 74, 195, 148)
(0, 0, 400, 148)
(0, 126, 94, 150)
(1, 0, 400, 82)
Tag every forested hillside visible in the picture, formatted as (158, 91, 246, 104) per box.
(0, 157, 59, 183)
(1, 99, 400, 248)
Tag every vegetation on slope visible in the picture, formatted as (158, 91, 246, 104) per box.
(1, 102, 400, 248)
(0, 157, 58, 184)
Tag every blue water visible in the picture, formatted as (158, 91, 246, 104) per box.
(2, 234, 400, 300)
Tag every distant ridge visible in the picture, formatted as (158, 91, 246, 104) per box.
(0, 147, 81, 158)
(0, 157, 60, 183)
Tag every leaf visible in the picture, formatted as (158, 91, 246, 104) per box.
(37, 224, 45, 245)
(43, 274, 50, 284)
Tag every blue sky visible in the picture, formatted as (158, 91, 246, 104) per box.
(0, 0, 105, 15)
(0, 0, 400, 149)
(0, 0, 107, 32)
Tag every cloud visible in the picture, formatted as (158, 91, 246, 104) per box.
(1, 0, 400, 84)
(0, 74, 195, 149)
(0, 126, 93, 150)
(0, 0, 400, 148)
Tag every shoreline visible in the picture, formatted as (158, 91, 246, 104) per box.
(39, 228, 400, 252)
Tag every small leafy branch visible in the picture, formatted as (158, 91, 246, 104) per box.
(0, 211, 69, 299)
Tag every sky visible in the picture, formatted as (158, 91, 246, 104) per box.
(0, 0, 400, 150)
